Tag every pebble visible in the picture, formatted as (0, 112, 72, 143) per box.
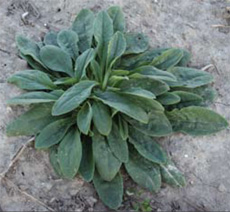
(218, 184, 227, 192)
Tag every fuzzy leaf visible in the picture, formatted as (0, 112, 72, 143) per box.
(93, 171, 123, 209)
(7, 92, 58, 105)
(168, 67, 214, 88)
(107, 31, 126, 69)
(125, 146, 161, 192)
(92, 101, 112, 136)
(177, 49, 191, 66)
(58, 128, 82, 179)
(35, 118, 72, 149)
(107, 123, 129, 163)
(52, 80, 97, 116)
(151, 48, 183, 70)
(94, 10, 114, 70)
(77, 102, 93, 134)
(127, 111, 172, 137)
(157, 92, 181, 105)
(75, 48, 95, 80)
(72, 9, 95, 52)
(49, 145, 63, 177)
(166, 106, 228, 135)
(57, 30, 79, 59)
(107, 6, 125, 32)
(160, 160, 186, 187)
(129, 127, 168, 164)
(6, 104, 59, 136)
(40, 45, 74, 77)
(92, 131, 121, 181)
(94, 90, 149, 123)
(90, 59, 103, 83)
(118, 115, 129, 140)
(124, 33, 149, 55)
(44, 31, 58, 46)
(8, 70, 56, 90)
(79, 137, 95, 182)
(121, 87, 156, 99)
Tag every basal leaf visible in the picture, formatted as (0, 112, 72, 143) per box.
(8, 70, 56, 90)
(118, 114, 129, 140)
(75, 48, 95, 80)
(94, 10, 114, 70)
(92, 100, 112, 136)
(168, 67, 214, 88)
(58, 127, 82, 179)
(107, 31, 126, 69)
(124, 33, 149, 55)
(121, 87, 156, 99)
(129, 127, 167, 164)
(49, 145, 63, 177)
(151, 48, 183, 70)
(94, 90, 149, 123)
(57, 30, 79, 59)
(54, 77, 77, 86)
(90, 59, 103, 83)
(79, 137, 95, 182)
(40, 45, 74, 77)
(157, 92, 181, 105)
(72, 9, 95, 52)
(7, 92, 59, 105)
(93, 171, 123, 209)
(44, 31, 58, 46)
(160, 160, 186, 187)
(6, 104, 59, 136)
(107, 6, 125, 32)
(127, 111, 172, 137)
(125, 146, 161, 192)
(107, 122, 129, 163)
(92, 131, 121, 181)
(166, 106, 228, 135)
(177, 49, 191, 67)
(77, 102, 93, 134)
(35, 118, 72, 149)
(52, 80, 97, 116)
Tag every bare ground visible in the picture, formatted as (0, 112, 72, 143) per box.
(1, 0, 230, 211)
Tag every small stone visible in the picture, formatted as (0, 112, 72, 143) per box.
(69, 189, 78, 196)
(218, 184, 227, 192)
(87, 196, 97, 207)
(184, 154, 188, 158)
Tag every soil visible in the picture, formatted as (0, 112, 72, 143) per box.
(1, 0, 230, 211)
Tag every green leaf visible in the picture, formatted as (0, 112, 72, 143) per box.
(8, 70, 56, 90)
(171, 91, 203, 109)
(160, 160, 186, 187)
(157, 92, 181, 105)
(119, 77, 169, 96)
(94, 90, 149, 123)
(49, 145, 63, 177)
(118, 115, 129, 140)
(129, 127, 168, 164)
(79, 137, 95, 182)
(121, 87, 156, 99)
(126, 111, 172, 137)
(92, 131, 121, 181)
(168, 67, 214, 88)
(94, 10, 114, 70)
(166, 106, 228, 136)
(16, 35, 44, 66)
(77, 102, 93, 134)
(52, 80, 97, 116)
(6, 104, 59, 136)
(107, 6, 125, 32)
(40, 45, 74, 77)
(93, 171, 123, 209)
(177, 49, 191, 66)
(35, 118, 72, 149)
(125, 146, 161, 192)
(90, 59, 103, 83)
(57, 30, 79, 59)
(107, 123, 129, 163)
(54, 77, 77, 86)
(75, 48, 95, 80)
(107, 31, 126, 69)
(92, 101, 112, 136)
(72, 9, 95, 52)
(132, 66, 177, 82)
(124, 33, 149, 55)
(58, 127, 82, 179)
(44, 31, 58, 46)
(151, 48, 183, 70)
(7, 92, 59, 105)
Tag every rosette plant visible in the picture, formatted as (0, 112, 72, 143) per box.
(7, 6, 228, 209)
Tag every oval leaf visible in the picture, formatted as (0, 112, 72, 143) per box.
(107, 6, 125, 32)
(157, 92, 181, 105)
(44, 31, 58, 46)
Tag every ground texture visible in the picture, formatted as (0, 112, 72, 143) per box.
(1, 0, 230, 211)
